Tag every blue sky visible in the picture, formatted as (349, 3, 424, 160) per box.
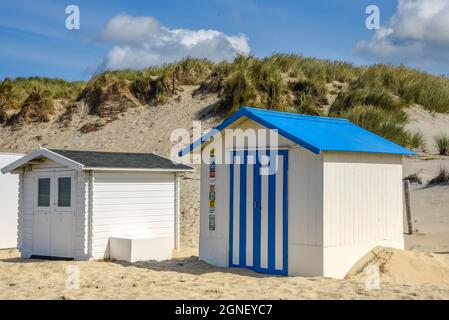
(1, 0, 447, 81)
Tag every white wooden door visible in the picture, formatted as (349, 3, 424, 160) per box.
(33, 172, 75, 258)
(229, 150, 288, 275)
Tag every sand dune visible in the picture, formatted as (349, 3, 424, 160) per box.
(405, 105, 449, 154)
(347, 247, 449, 285)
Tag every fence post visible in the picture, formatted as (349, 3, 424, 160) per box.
(403, 179, 413, 234)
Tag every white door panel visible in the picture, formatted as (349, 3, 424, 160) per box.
(53, 173, 75, 258)
(33, 175, 52, 256)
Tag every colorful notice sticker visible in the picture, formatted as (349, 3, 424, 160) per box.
(209, 148, 216, 231)
(209, 215, 216, 231)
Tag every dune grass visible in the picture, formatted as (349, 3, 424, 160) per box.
(2, 55, 449, 149)
(0, 77, 84, 105)
(408, 131, 425, 150)
(0, 77, 84, 123)
(434, 134, 449, 155)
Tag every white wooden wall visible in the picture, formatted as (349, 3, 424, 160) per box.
(287, 147, 324, 276)
(19, 170, 32, 256)
(74, 171, 88, 259)
(0, 153, 24, 249)
(322, 152, 404, 278)
(199, 160, 230, 267)
(90, 171, 176, 259)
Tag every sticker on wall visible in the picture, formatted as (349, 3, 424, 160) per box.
(209, 215, 216, 231)
(209, 149, 216, 231)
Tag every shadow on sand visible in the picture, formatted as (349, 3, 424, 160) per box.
(0, 253, 274, 278)
(112, 256, 273, 278)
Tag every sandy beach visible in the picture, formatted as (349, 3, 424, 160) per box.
(1, 247, 449, 300)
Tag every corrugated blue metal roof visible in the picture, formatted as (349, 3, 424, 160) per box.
(180, 106, 416, 156)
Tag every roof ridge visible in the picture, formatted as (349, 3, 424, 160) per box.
(242, 106, 351, 124)
(50, 149, 155, 155)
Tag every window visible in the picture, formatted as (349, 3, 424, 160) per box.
(38, 178, 50, 207)
(58, 177, 71, 207)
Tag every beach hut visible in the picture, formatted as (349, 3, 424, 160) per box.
(0, 152, 25, 249)
(1, 147, 193, 261)
(180, 107, 414, 278)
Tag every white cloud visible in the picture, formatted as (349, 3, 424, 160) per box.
(98, 14, 250, 71)
(356, 0, 449, 66)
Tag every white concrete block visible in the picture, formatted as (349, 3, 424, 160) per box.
(109, 236, 173, 262)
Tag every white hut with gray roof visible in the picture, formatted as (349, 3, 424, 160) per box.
(1, 147, 193, 261)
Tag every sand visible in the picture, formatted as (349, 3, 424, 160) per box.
(347, 247, 449, 285)
(405, 105, 449, 154)
(1, 248, 449, 300)
(403, 156, 449, 253)
(1, 88, 449, 299)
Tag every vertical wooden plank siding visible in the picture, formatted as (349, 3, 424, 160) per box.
(323, 152, 403, 247)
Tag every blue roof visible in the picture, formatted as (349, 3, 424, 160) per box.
(179, 107, 415, 156)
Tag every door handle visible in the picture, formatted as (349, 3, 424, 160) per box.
(254, 201, 261, 210)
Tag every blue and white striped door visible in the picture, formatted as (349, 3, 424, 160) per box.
(229, 150, 288, 275)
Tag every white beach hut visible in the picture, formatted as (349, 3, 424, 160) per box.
(180, 107, 415, 279)
(1, 147, 193, 261)
(0, 152, 25, 249)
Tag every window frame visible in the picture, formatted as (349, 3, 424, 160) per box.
(57, 176, 72, 208)
(37, 177, 51, 208)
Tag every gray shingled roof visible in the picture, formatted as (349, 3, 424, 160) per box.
(50, 149, 193, 171)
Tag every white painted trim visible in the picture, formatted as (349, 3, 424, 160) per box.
(87, 171, 94, 259)
(84, 167, 194, 172)
(174, 173, 181, 250)
(1, 148, 83, 174)
(0, 152, 26, 156)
